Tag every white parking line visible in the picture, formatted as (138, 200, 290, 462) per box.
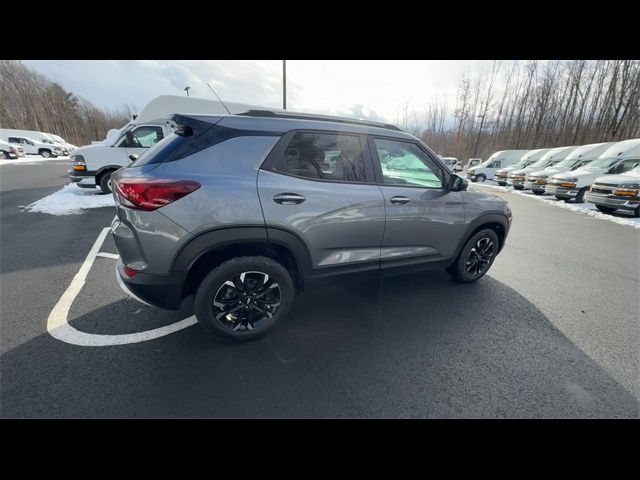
(47, 227, 197, 347)
(96, 252, 119, 259)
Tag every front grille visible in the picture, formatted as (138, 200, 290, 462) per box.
(590, 187, 613, 195)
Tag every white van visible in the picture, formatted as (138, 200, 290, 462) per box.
(466, 150, 529, 182)
(547, 138, 640, 203)
(0, 132, 65, 158)
(43, 133, 77, 152)
(523, 142, 613, 194)
(493, 148, 550, 186)
(0, 129, 70, 155)
(69, 95, 265, 193)
(585, 164, 640, 217)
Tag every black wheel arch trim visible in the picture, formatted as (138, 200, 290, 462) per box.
(171, 225, 314, 289)
(452, 213, 510, 263)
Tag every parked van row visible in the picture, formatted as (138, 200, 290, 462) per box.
(472, 139, 640, 217)
(0, 129, 77, 158)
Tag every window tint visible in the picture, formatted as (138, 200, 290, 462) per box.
(489, 160, 501, 168)
(273, 132, 367, 182)
(120, 126, 164, 148)
(374, 138, 443, 188)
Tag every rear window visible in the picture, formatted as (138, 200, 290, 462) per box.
(129, 133, 189, 167)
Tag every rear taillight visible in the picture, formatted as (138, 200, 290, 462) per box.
(113, 178, 201, 211)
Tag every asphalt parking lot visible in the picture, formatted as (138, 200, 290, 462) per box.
(1, 161, 639, 418)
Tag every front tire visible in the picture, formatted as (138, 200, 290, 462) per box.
(447, 229, 499, 283)
(194, 256, 295, 341)
(595, 205, 616, 214)
(634, 206, 640, 218)
(98, 171, 114, 194)
(532, 190, 545, 195)
(39, 149, 52, 158)
(1, 151, 8, 159)
(475, 174, 486, 183)
(574, 187, 588, 203)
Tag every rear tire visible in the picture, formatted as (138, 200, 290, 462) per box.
(496, 181, 507, 186)
(1, 151, 8, 159)
(447, 229, 499, 283)
(98, 171, 114, 194)
(595, 205, 616, 214)
(634, 206, 640, 218)
(532, 190, 544, 195)
(194, 256, 295, 341)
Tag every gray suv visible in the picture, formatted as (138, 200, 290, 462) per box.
(111, 110, 512, 340)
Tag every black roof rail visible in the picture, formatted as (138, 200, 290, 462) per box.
(236, 109, 402, 132)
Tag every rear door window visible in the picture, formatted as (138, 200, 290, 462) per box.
(268, 131, 369, 183)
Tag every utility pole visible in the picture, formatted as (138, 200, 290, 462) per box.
(184, 86, 191, 97)
(282, 60, 287, 110)
(473, 114, 486, 158)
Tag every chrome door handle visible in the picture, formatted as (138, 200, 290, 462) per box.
(389, 196, 410, 205)
(273, 193, 306, 205)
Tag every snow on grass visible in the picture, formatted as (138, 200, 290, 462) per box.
(471, 183, 640, 229)
(24, 183, 114, 215)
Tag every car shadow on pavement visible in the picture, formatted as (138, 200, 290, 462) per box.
(1, 270, 638, 419)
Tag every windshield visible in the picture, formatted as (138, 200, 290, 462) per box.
(543, 159, 563, 169)
(554, 157, 581, 168)
(583, 157, 617, 169)
(528, 158, 551, 170)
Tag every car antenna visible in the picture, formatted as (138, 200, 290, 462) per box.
(207, 80, 231, 115)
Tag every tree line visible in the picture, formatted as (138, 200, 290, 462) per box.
(0, 60, 132, 146)
(399, 60, 640, 162)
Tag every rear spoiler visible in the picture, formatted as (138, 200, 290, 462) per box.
(166, 114, 225, 137)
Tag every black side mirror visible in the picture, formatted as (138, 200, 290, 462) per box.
(128, 154, 138, 162)
(449, 174, 468, 191)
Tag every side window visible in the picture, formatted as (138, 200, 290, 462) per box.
(120, 126, 164, 148)
(271, 132, 367, 182)
(8, 137, 19, 143)
(620, 159, 640, 173)
(374, 138, 443, 189)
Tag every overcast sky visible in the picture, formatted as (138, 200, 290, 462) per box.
(24, 60, 491, 124)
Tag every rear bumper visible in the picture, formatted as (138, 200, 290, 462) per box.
(585, 192, 640, 211)
(115, 260, 186, 310)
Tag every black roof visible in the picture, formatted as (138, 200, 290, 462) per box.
(237, 109, 402, 132)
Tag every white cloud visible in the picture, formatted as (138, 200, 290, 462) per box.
(24, 60, 491, 124)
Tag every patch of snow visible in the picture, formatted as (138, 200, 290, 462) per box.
(24, 183, 114, 215)
(471, 183, 640, 229)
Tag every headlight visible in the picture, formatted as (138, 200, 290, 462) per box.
(538, 174, 548, 179)
(619, 183, 640, 189)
